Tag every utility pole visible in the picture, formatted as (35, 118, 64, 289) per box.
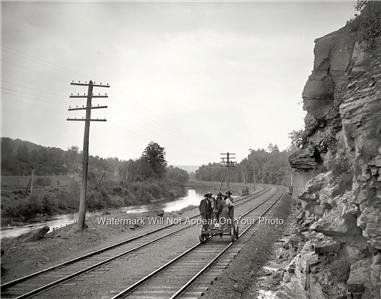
(67, 80, 110, 231)
(220, 152, 236, 191)
(26, 168, 35, 195)
(253, 166, 256, 191)
(30, 168, 35, 196)
(97, 172, 105, 187)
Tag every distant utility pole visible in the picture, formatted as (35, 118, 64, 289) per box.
(252, 166, 256, 191)
(25, 168, 35, 195)
(30, 168, 35, 196)
(247, 167, 256, 192)
(220, 152, 236, 191)
(67, 80, 110, 231)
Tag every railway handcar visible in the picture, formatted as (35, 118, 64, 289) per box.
(199, 219, 239, 243)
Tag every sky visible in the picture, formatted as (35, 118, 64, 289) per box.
(1, 1, 355, 165)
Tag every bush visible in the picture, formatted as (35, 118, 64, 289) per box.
(347, 1, 381, 49)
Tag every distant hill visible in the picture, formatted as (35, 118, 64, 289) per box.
(1, 137, 192, 181)
(0, 137, 119, 176)
(175, 165, 200, 174)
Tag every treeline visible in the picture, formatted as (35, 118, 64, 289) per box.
(1, 138, 189, 222)
(1, 137, 121, 177)
(1, 138, 189, 184)
(195, 144, 291, 186)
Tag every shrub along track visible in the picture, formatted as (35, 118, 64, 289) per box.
(111, 187, 286, 299)
(1, 186, 273, 298)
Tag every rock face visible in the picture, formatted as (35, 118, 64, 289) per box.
(285, 6, 381, 299)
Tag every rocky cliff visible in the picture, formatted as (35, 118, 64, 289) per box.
(285, 3, 381, 298)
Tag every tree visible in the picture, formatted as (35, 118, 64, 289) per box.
(119, 160, 129, 182)
(16, 144, 30, 163)
(195, 145, 292, 186)
(141, 142, 167, 178)
(166, 166, 189, 184)
(15, 144, 32, 174)
(288, 129, 304, 149)
(65, 146, 80, 173)
(267, 143, 280, 153)
(1, 138, 15, 174)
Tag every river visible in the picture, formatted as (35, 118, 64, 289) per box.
(0, 189, 204, 240)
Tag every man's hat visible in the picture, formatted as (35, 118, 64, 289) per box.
(204, 193, 210, 197)
(217, 192, 222, 197)
(226, 190, 232, 195)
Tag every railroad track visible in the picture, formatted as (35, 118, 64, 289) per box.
(1, 185, 272, 298)
(112, 187, 286, 299)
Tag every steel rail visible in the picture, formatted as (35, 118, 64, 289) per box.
(1, 185, 268, 291)
(2, 186, 271, 298)
(171, 190, 285, 298)
(111, 187, 284, 299)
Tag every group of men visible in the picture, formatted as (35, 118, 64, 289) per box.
(199, 191, 234, 230)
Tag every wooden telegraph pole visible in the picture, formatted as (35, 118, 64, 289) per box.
(220, 152, 236, 191)
(253, 166, 256, 191)
(30, 168, 35, 196)
(25, 168, 35, 195)
(67, 80, 110, 231)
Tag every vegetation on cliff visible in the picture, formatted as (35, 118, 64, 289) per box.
(347, 0, 381, 48)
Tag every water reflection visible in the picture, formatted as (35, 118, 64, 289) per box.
(123, 189, 203, 214)
(1, 189, 203, 239)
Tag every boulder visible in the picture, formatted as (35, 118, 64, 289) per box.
(310, 212, 361, 237)
(23, 226, 50, 242)
(347, 259, 370, 293)
(156, 209, 165, 217)
(299, 172, 333, 201)
(289, 146, 321, 170)
(357, 207, 381, 249)
(313, 239, 340, 255)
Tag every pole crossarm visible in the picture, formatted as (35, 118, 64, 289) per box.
(219, 152, 236, 191)
(70, 82, 110, 88)
(68, 105, 108, 111)
(220, 152, 236, 167)
(70, 95, 108, 98)
(67, 118, 107, 122)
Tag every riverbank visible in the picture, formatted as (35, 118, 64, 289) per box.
(1, 178, 189, 227)
(1, 188, 203, 239)
(1, 179, 258, 229)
